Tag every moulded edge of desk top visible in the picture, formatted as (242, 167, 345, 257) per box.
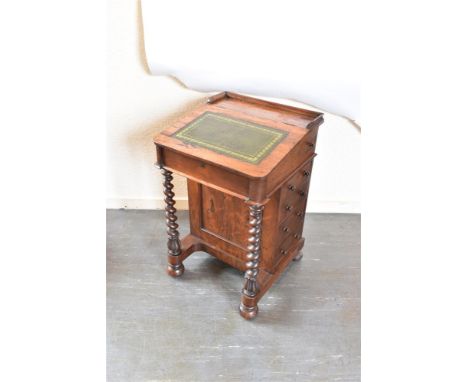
(153, 92, 324, 179)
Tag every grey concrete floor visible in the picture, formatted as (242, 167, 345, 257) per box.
(107, 210, 360, 382)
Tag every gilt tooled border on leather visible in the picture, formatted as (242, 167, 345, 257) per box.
(172, 112, 288, 164)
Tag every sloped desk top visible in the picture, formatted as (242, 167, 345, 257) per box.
(154, 92, 324, 180)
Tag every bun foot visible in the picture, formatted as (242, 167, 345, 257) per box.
(167, 263, 185, 277)
(293, 252, 303, 261)
(239, 303, 258, 320)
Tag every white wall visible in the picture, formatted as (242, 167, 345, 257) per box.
(142, 0, 360, 121)
(107, 0, 360, 213)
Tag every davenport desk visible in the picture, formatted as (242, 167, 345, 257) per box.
(153, 92, 324, 319)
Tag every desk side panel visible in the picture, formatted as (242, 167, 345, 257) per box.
(187, 180, 280, 274)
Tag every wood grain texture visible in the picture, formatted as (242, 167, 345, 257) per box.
(153, 92, 323, 319)
(154, 92, 323, 180)
(200, 185, 248, 247)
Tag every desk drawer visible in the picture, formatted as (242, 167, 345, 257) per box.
(277, 212, 304, 246)
(278, 160, 312, 223)
(162, 148, 250, 198)
(276, 232, 301, 264)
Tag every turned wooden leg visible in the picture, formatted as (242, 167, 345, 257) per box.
(239, 204, 264, 320)
(161, 167, 184, 277)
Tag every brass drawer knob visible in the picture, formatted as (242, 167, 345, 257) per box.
(282, 226, 290, 233)
(285, 205, 292, 211)
(296, 212, 304, 217)
(294, 233, 300, 239)
(307, 142, 315, 148)
(280, 249, 287, 255)
(287, 184, 296, 191)
(303, 170, 310, 177)
(299, 190, 306, 196)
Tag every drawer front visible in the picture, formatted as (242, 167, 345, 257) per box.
(278, 160, 313, 223)
(265, 130, 317, 195)
(162, 148, 250, 198)
(277, 212, 305, 246)
(276, 232, 301, 263)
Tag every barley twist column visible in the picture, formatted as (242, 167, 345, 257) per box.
(239, 204, 264, 319)
(161, 167, 184, 277)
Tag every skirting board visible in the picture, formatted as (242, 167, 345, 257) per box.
(106, 197, 360, 214)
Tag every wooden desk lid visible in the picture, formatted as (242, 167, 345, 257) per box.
(154, 92, 323, 178)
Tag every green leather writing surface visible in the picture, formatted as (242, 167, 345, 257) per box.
(173, 112, 288, 164)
